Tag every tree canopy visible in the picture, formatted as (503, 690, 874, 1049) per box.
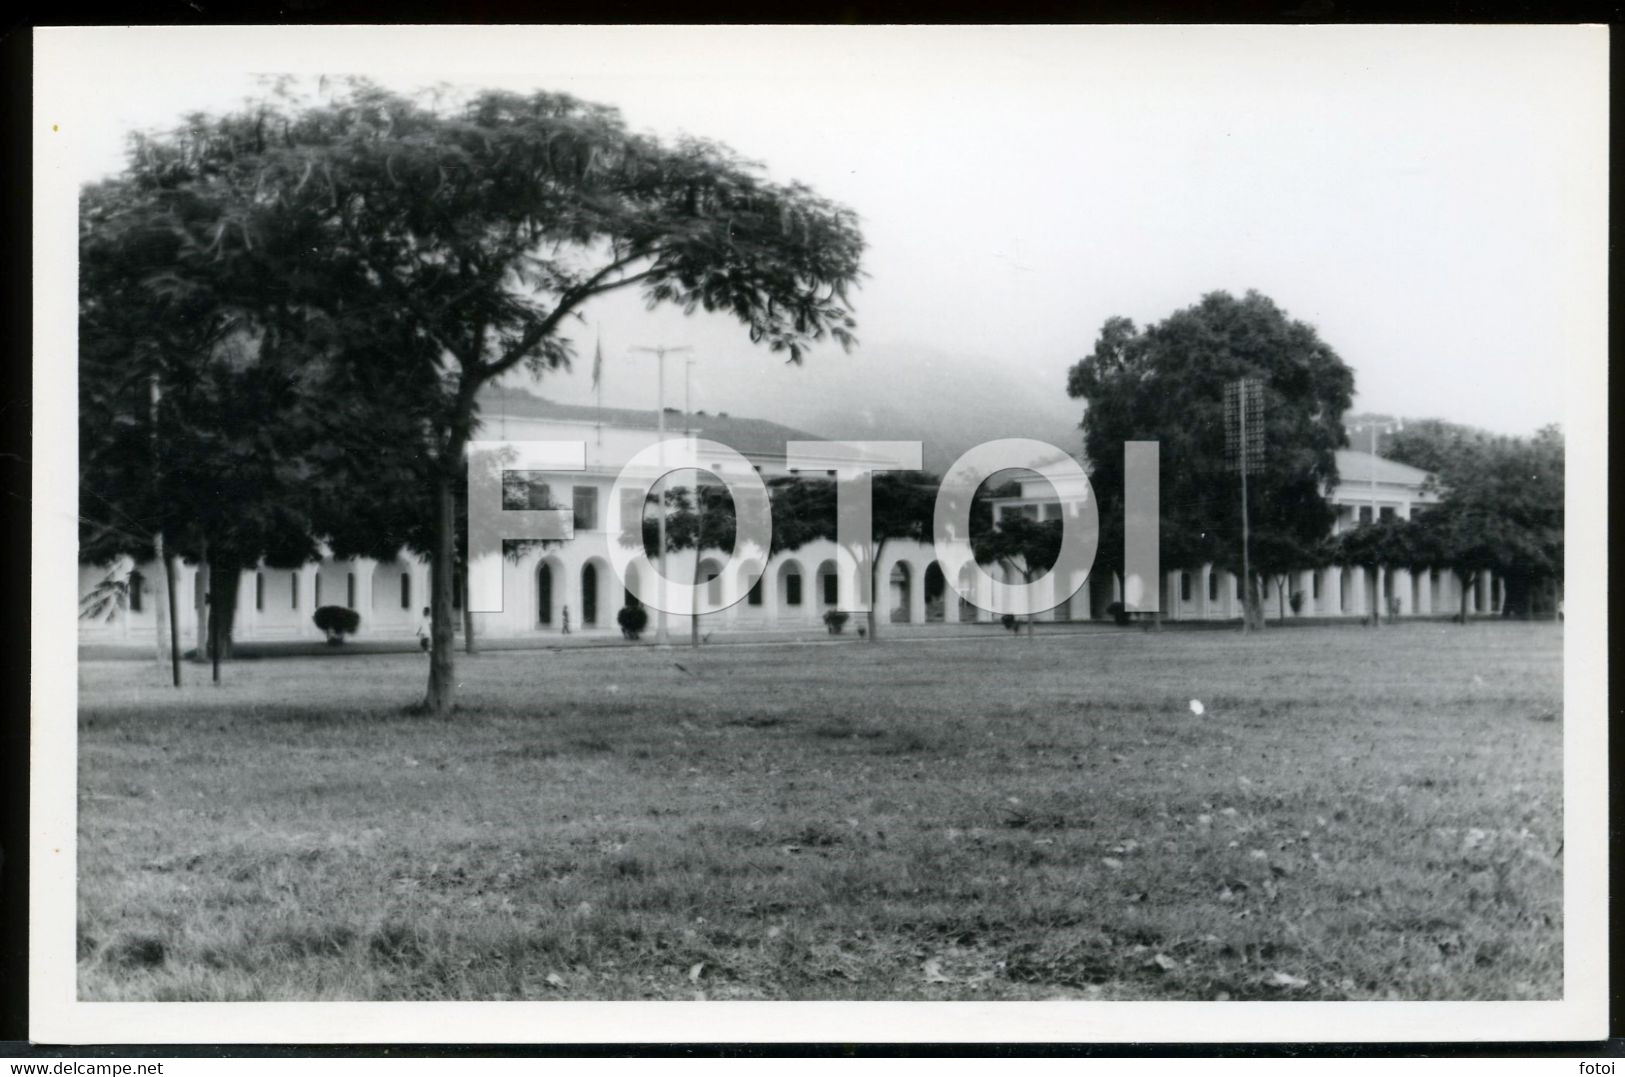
(1067, 290, 1355, 626)
(95, 79, 867, 710)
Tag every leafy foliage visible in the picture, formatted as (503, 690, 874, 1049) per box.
(1402, 426, 1564, 618)
(96, 79, 866, 710)
(973, 515, 1064, 635)
(313, 604, 362, 642)
(1068, 291, 1355, 624)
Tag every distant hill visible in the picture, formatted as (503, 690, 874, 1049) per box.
(797, 340, 1084, 474)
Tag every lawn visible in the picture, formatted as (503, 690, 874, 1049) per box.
(75, 621, 1563, 1001)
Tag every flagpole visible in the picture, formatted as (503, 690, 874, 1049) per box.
(631, 344, 692, 646)
(593, 332, 604, 447)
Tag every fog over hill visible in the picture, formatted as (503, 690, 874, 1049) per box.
(504, 331, 1085, 475)
(796, 342, 1085, 474)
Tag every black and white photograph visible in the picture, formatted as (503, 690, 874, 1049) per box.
(29, 23, 1607, 1045)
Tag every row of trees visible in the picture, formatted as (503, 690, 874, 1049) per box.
(1332, 420, 1564, 620)
(81, 78, 867, 713)
(626, 470, 1049, 643)
(1067, 290, 1564, 626)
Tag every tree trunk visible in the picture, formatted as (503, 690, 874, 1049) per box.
(161, 550, 181, 687)
(1459, 570, 1473, 625)
(152, 535, 170, 675)
(866, 539, 887, 643)
(1501, 570, 1532, 620)
(206, 555, 242, 683)
(461, 558, 478, 654)
(691, 538, 702, 649)
(192, 545, 209, 663)
(425, 465, 460, 715)
(1245, 573, 1266, 632)
(1276, 576, 1286, 622)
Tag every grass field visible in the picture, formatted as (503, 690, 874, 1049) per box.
(76, 621, 1563, 1001)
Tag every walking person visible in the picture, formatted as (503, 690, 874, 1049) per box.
(415, 606, 432, 653)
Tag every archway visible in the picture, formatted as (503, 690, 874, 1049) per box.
(924, 562, 946, 622)
(777, 559, 805, 617)
(739, 559, 765, 610)
(581, 561, 601, 627)
(536, 561, 555, 625)
(958, 563, 981, 622)
(1339, 567, 1353, 615)
(698, 557, 724, 610)
(371, 559, 412, 628)
(814, 559, 840, 610)
(889, 562, 913, 623)
(623, 563, 641, 611)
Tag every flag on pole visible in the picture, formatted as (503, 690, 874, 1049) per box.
(592, 332, 604, 445)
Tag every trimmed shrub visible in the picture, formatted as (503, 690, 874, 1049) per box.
(1289, 590, 1305, 615)
(823, 609, 850, 635)
(313, 605, 361, 644)
(616, 604, 649, 640)
(1106, 600, 1130, 626)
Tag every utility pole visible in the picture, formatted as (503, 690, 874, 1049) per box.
(685, 356, 704, 649)
(631, 344, 691, 645)
(1225, 377, 1264, 632)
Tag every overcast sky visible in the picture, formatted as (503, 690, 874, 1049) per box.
(39, 25, 1607, 439)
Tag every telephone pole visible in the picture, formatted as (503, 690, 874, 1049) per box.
(1225, 377, 1265, 632)
(631, 344, 692, 645)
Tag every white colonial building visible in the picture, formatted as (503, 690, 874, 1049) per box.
(80, 395, 1503, 648)
(986, 449, 1502, 622)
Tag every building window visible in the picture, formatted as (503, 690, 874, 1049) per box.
(1312, 573, 1321, 599)
(255, 572, 265, 612)
(1180, 572, 1192, 603)
(518, 476, 553, 510)
(572, 486, 598, 531)
(823, 572, 838, 606)
(400, 573, 411, 610)
(1021, 504, 1040, 521)
(581, 563, 597, 625)
(1235, 575, 1243, 600)
(1358, 505, 1374, 524)
(128, 570, 144, 613)
(1379, 506, 1396, 521)
(748, 577, 763, 606)
(346, 572, 356, 610)
(784, 572, 802, 606)
(1207, 572, 1218, 603)
(291, 572, 299, 609)
(1043, 503, 1062, 521)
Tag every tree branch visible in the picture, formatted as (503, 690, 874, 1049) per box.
(484, 257, 659, 378)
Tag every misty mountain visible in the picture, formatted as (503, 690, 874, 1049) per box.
(793, 341, 1085, 474)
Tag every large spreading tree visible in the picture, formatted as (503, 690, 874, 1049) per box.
(119, 80, 865, 712)
(1067, 291, 1355, 629)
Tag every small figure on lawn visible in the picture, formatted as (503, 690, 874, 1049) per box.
(415, 607, 431, 652)
(561, 605, 572, 635)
